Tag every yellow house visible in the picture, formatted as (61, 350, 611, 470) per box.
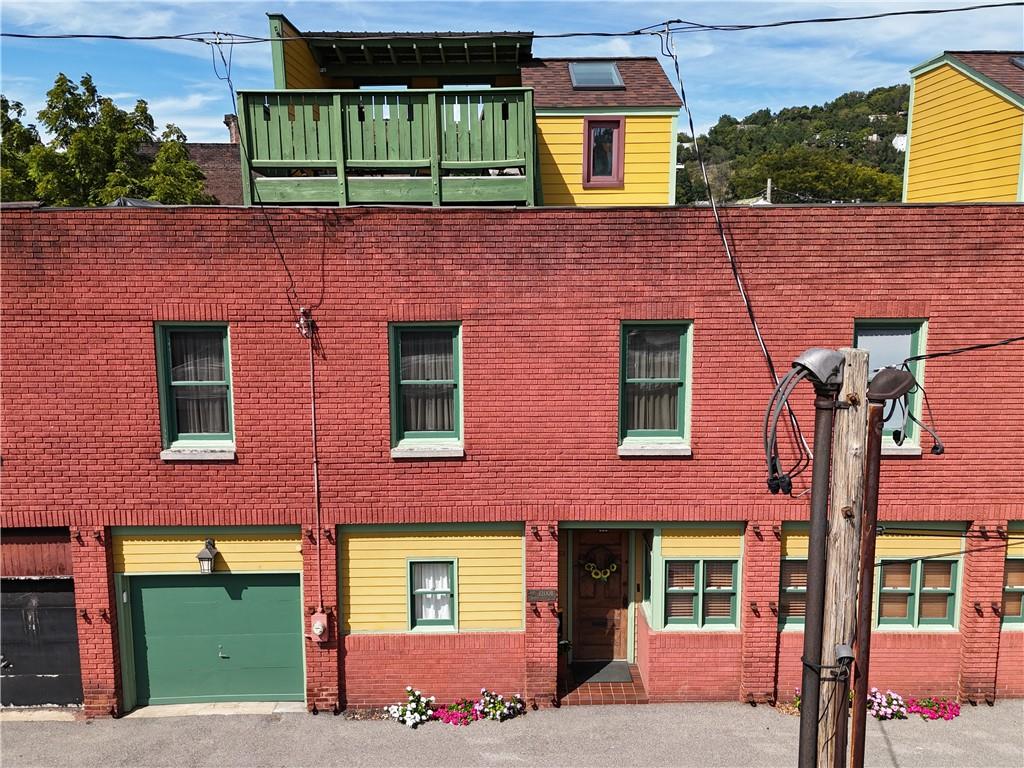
(904, 51, 1024, 202)
(521, 58, 682, 206)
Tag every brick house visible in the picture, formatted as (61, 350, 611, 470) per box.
(2, 204, 1022, 716)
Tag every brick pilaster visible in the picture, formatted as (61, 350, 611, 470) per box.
(524, 520, 559, 707)
(740, 521, 783, 703)
(958, 519, 1008, 702)
(302, 526, 340, 712)
(70, 526, 121, 718)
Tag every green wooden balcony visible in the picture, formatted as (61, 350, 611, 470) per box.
(236, 88, 535, 206)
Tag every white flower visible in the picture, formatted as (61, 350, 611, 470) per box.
(406, 686, 413, 691)
(427, 710, 433, 716)
(430, 696, 436, 702)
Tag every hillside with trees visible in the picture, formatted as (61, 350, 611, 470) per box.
(677, 84, 909, 204)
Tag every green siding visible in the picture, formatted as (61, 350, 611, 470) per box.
(129, 574, 304, 705)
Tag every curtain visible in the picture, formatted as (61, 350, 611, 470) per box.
(413, 562, 451, 620)
(590, 125, 615, 177)
(401, 330, 454, 432)
(170, 331, 228, 434)
(626, 328, 680, 431)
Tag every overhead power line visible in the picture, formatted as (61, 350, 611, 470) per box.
(3, 2, 1021, 44)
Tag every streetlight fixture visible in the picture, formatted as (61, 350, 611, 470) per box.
(196, 539, 218, 574)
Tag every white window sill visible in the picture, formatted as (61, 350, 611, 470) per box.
(617, 437, 691, 457)
(882, 443, 922, 457)
(391, 439, 464, 459)
(160, 442, 236, 461)
(409, 624, 457, 633)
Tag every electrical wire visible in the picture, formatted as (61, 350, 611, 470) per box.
(4, 3, 1021, 44)
(904, 335, 1024, 364)
(658, 26, 813, 486)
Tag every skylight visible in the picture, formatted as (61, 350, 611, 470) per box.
(569, 61, 624, 90)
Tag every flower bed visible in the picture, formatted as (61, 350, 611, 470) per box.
(907, 696, 960, 721)
(387, 686, 526, 728)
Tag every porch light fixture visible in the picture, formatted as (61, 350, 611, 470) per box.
(197, 539, 218, 574)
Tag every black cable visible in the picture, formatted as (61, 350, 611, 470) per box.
(904, 335, 1024, 364)
(5, 4, 1021, 43)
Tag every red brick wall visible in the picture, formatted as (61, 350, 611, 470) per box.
(740, 521, 782, 702)
(995, 631, 1024, 697)
(778, 631, 961, 698)
(3, 207, 1022, 530)
(958, 521, 1009, 701)
(342, 632, 525, 708)
(302, 528, 339, 711)
(525, 522, 559, 707)
(636, 611, 743, 702)
(3, 205, 1023, 710)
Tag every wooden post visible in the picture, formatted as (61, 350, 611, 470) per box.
(817, 347, 869, 768)
(236, 94, 253, 207)
(427, 92, 442, 206)
(332, 94, 348, 207)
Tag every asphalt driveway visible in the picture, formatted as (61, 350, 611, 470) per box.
(2, 701, 1021, 768)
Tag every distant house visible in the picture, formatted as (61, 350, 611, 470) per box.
(903, 51, 1024, 202)
(891, 133, 907, 153)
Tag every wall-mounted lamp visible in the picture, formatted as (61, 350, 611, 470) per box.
(973, 601, 983, 616)
(997, 525, 1007, 539)
(749, 601, 760, 617)
(197, 539, 219, 575)
(322, 528, 334, 543)
(548, 524, 557, 539)
(977, 525, 989, 539)
(752, 525, 762, 540)
(991, 602, 1002, 617)
(530, 525, 540, 539)
(772, 525, 781, 539)
(768, 601, 778, 616)
(93, 530, 104, 544)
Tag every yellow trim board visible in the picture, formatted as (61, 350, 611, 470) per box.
(113, 531, 302, 573)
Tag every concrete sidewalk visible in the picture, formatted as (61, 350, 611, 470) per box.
(2, 701, 1021, 768)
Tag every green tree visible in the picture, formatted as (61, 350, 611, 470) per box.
(147, 126, 215, 204)
(731, 145, 902, 202)
(1, 96, 42, 200)
(1, 73, 214, 205)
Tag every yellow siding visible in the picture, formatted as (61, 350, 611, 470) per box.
(781, 525, 964, 558)
(341, 529, 523, 631)
(905, 63, 1023, 202)
(781, 526, 809, 558)
(281, 19, 332, 89)
(536, 114, 673, 205)
(113, 531, 302, 573)
(875, 529, 964, 558)
(661, 525, 742, 558)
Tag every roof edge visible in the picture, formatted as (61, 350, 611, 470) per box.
(910, 52, 1024, 108)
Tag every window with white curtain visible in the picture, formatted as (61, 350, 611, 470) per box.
(853, 320, 924, 440)
(410, 561, 455, 628)
(621, 323, 690, 440)
(156, 325, 233, 447)
(391, 325, 460, 444)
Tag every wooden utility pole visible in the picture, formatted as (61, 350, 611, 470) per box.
(817, 348, 869, 768)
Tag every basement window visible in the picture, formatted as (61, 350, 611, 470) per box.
(569, 61, 624, 89)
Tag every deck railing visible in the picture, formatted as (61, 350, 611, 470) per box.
(236, 88, 535, 206)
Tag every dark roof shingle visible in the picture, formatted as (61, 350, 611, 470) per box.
(946, 51, 1024, 100)
(522, 58, 682, 109)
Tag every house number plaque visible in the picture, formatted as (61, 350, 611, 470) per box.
(527, 589, 557, 602)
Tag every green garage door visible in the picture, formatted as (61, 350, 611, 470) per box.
(130, 573, 304, 705)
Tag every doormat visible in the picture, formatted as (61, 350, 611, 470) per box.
(571, 661, 632, 684)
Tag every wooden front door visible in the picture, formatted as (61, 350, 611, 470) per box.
(573, 530, 629, 661)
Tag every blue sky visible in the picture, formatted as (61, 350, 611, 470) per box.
(2, 1, 1022, 141)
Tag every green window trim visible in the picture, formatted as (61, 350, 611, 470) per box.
(664, 558, 738, 628)
(778, 558, 807, 629)
(408, 559, 457, 629)
(619, 322, 691, 441)
(155, 324, 234, 448)
(1002, 557, 1024, 624)
(389, 324, 461, 445)
(853, 319, 925, 445)
(876, 559, 958, 629)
